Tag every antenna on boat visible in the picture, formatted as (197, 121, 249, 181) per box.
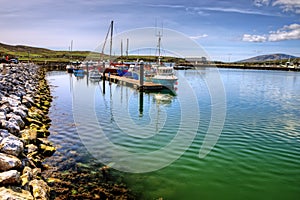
(156, 22, 163, 66)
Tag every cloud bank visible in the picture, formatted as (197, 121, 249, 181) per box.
(242, 23, 300, 42)
(254, 0, 300, 13)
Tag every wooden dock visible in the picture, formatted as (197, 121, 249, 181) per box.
(103, 74, 166, 91)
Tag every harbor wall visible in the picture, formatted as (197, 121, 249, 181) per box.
(0, 63, 54, 199)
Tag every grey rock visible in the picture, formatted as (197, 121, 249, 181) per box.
(0, 112, 5, 121)
(0, 170, 20, 185)
(12, 107, 27, 119)
(0, 134, 24, 156)
(7, 113, 25, 129)
(0, 104, 10, 114)
(1, 120, 20, 135)
(0, 129, 10, 143)
(1, 96, 20, 107)
(0, 153, 22, 171)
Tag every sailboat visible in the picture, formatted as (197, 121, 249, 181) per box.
(151, 31, 178, 88)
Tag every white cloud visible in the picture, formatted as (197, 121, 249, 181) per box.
(254, 0, 300, 13)
(272, 0, 300, 13)
(202, 7, 276, 16)
(190, 34, 208, 40)
(242, 34, 267, 42)
(253, 0, 270, 7)
(268, 23, 300, 41)
(242, 23, 300, 42)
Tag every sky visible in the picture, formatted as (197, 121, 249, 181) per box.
(0, 0, 300, 61)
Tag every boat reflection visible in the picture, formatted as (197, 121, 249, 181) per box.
(153, 93, 173, 104)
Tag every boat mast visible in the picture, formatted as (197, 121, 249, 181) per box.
(158, 32, 161, 65)
(101, 21, 113, 62)
(70, 40, 73, 60)
(126, 38, 129, 58)
(121, 39, 123, 57)
(110, 20, 114, 62)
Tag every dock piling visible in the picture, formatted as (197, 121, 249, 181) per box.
(139, 61, 144, 91)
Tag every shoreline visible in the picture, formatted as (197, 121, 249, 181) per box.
(0, 64, 134, 199)
(0, 64, 135, 199)
(0, 63, 54, 199)
(34, 61, 300, 72)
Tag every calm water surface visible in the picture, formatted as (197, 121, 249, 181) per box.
(46, 68, 300, 200)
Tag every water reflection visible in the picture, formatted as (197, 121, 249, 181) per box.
(47, 69, 300, 200)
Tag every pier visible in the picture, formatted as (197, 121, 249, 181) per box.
(103, 74, 168, 91)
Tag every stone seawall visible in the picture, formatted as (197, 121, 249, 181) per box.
(0, 63, 55, 199)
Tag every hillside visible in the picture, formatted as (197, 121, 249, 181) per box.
(0, 42, 183, 64)
(0, 42, 93, 63)
(239, 53, 298, 63)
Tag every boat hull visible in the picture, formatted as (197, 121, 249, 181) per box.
(152, 77, 177, 88)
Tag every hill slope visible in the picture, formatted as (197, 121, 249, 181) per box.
(0, 42, 53, 54)
(0, 42, 93, 63)
(239, 53, 297, 63)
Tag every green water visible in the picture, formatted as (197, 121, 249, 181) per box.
(46, 68, 300, 199)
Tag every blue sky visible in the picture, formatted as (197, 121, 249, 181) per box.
(0, 0, 299, 61)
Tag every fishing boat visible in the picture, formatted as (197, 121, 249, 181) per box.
(151, 66, 178, 88)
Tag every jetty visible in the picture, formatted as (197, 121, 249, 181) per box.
(103, 74, 169, 91)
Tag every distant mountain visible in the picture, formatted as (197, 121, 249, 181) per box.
(238, 54, 298, 63)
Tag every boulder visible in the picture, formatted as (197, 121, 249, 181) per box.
(0, 187, 34, 200)
(7, 113, 25, 129)
(20, 129, 37, 144)
(0, 170, 20, 185)
(39, 144, 56, 157)
(26, 144, 38, 154)
(28, 107, 43, 120)
(21, 166, 32, 188)
(29, 179, 50, 200)
(0, 134, 24, 156)
(0, 120, 20, 135)
(12, 107, 27, 120)
(0, 104, 11, 114)
(32, 168, 41, 179)
(1, 96, 20, 107)
(0, 129, 10, 142)
(0, 153, 22, 171)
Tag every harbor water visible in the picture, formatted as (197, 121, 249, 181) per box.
(46, 68, 300, 200)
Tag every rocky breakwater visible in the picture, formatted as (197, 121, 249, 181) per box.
(0, 64, 55, 199)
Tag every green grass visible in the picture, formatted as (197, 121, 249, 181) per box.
(0, 42, 187, 64)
